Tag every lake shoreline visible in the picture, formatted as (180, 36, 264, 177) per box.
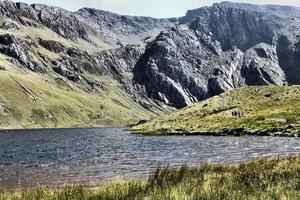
(0, 126, 126, 133)
(131, 127, 300, 137)
(3, 153, 300, 191)
(1, 126, 298, 138)
(1, 155, 299, 199)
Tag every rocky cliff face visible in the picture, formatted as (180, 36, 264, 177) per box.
(0, 34, 45, 72)
(182, 2, 277, 51)
(133, 2, 300, 107)
(76, 8, 173, 46)
(242, 43, 286, 86)
(0, 0, 300, 116)
(133, 27, 243, 108)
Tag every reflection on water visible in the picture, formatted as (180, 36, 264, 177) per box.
(0, 128, 299, 189)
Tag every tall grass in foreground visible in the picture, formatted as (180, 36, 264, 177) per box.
(1, 156, 299, 200)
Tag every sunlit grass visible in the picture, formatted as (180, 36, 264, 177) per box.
(133, 85, 300, 136)
(1, 155, 299, 200)
(0, 70, 159, 129)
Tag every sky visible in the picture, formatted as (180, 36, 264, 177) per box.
(11, 0, 300, 18)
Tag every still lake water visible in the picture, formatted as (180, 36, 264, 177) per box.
(0, 128, 300, 189)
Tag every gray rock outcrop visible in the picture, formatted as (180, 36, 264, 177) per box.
(0, 34, 45, 72)
(242, 43, 286, 86)
(52, 60, 81, 83)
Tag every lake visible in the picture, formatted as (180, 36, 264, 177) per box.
(0, 128, 299, 189)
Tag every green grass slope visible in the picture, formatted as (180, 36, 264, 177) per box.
(0, 70, 160, 129)
(132, 86, 300, 136)
(1, 155, 299, 200)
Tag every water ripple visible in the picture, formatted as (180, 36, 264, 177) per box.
(0, 128, 299, 189)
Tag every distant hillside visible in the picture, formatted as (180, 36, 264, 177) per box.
(132, 86, 300, 136)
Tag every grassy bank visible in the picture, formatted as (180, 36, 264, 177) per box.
(132, 86, 300, 136)
(1, 155, 299, 200)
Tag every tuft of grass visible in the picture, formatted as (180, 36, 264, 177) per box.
(0, 156, 299, 200)
(132, 85, 300, 136)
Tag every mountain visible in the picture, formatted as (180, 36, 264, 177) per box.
(135, 2, 300, 108)
(0, 0, 300, 128)
(132, 85, 300, 137)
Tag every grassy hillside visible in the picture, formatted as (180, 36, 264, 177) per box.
(1, 155, 299, 199)
(132, 86, 300, 136)
(0, 23, 165, 129)
(0, 70, 160, 129)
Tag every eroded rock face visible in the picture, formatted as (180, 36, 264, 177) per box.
(76, 8, 173, 46)
(242, 43, 286, 86)
(0, 1, 88, 40)
(131, 2, 300, 108)
(33, 4, 88, 40)
(97, 45, 144, 82)
(133, 27, 290, 108)
(0, 1, 172, 45)
(276, 36, 300, 84)
(52, 60, 81, 83)
(0, 34, 45, 72)
(133, 27, 245, 108)
(181, 2, 300, 51)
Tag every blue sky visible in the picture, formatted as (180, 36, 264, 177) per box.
(11, 0, 300, 18)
